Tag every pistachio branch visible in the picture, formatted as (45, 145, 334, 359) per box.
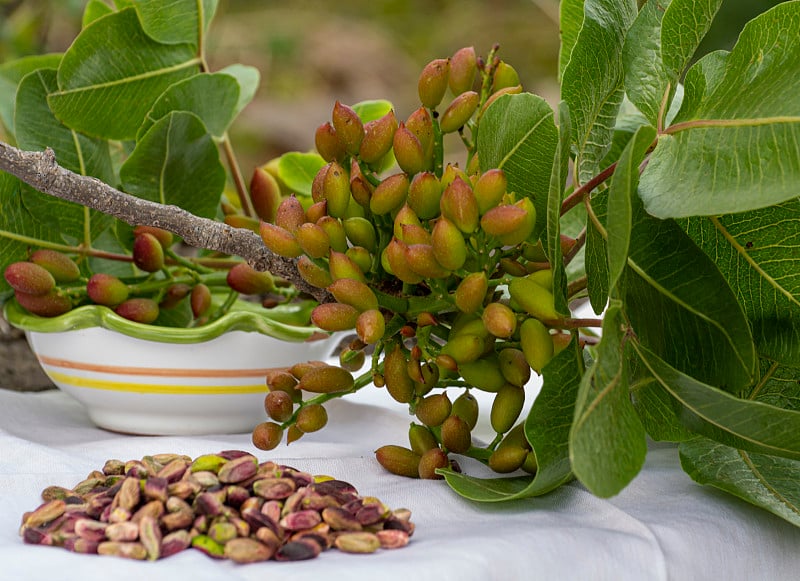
(0, 140, 331, 303)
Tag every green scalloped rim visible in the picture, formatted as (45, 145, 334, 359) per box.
(3, 298, 325, 344)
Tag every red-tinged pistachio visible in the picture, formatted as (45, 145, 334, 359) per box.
(498, 348, 531, 387)
(452, 391, 479, 430)
(415, 393, 452, 427)
(440, 415, 472, 454)
(498, 258, 526, 278)
(132, 232, 165, 273)
(431, 217, 467, 271)
(4, 261, 55, 296)
(332, 101, 364, 155)
(482, 301, 517, 338)
(133, 225, 173, 250)
(405, 107, 434, 155)
(275, 195, 306, 234)
(418, 58, 450, 109)
(322, 506, 362, 531)
(252, 477, 296, 500)
(377, 529, 410, 549)
(265, 390, 294, 422)
(217, 454, 258, 484)
(306, 200, 328, 224)
(328, 250, 366, 283)
(405, 244, 450, 279)
(527, 268, 553, 290)
(159, 530, 192, 558)
(370, 172, 409, 215)
(97, 541, 148, 560)
(138, 515, 161, 560)
(359, 109, 398, 164)
(310, 302, 359, 332)
(509, 276, 558, 321)
(315, 121, 346, 162)
(435, 354, 458, 373)
(23, 500, 66, 528)
(393, 204, 422, 240)
(142, 476, 168, 503)
(189, 283, 211, 318)
(440, 177, 479, 233)
(275, 539, 320, 561)
(259, 222, 303, 258)
(298, 364, 355, 394)
(222, 213, 260, 232)
(522, 240, 548, 262)
(280, 509, 322, 531)
(296, 404, 328, 433)
(520, 317, 555, 373)
(329, 278, 378, 311)
(383, 238, 423, 284)
(355, 309, 385, 345)
(449, 46, 477, 95)
(340, 346, 366, 372)
(343, 217, 377, 252)
(382, 344, 414, 404)
(440, 163, 471, 190)
(496, 198, 536, 246)
(29, 249, 80, 283)
(408, 171, 443, 219)
(454, 272, 488, 314)
(311, 163, 329, 203)
(488, 445, 528, 473)
(288, 360, 327, 381)
(561, 233, 578, 256)
(493, 60, 521, 91)
(491, 384, 526, 434)
(473, 168, 507, 214)
(14, 290, 72, 317)
(105, 521, 139, 542)
(251, 421, 284, 451)
(375, 445, 420, 478)
(552, 332, 572, 355)
(480, 203, 526, 237)
(296, 255, 333, 288)
(439, 90, 479, 133)
(393, 123, 427, 175)
(227, 263, 274, 295)
(316, 216, 348, 253)
(416, 361, 440, 396)
(399, 223, 431, 246)
(286, 424, 304, 444)
(417, 312, 437, 327)
(481, 84, 523, 114)
(346, 246, 372, 274)
(322, 161, 351, 218)
(249, 166, 282, 223)
(458, 356, 506, 392)
(115, 298, 159, 324)
(440, 333, 485, 364)
(295, 222, 331, 259)
(131, 500, 165, 523)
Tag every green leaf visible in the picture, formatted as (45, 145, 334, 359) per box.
(546, 102, 571, 315)
(751, 358, 800, 412)
(120, 111, 225, 219)
(561, 0, 637, 184)
(630, 375, 694, 442)
(219, 64, 260, 120)
(48, 8, 200, 140)
(570, 301, 647, 497)
(352, 99, 394, 124)
(659, 0, 722, 83)
(585, 191, 609, 314)
(133, 0, 218, 46)
(634, 342, 800, 460)
(681, 201, 800, 366)
(0, 54, 62, 138)
(558, 0, 585, 82)
(640, 2, 800, 218)
(0, 175, 41, 293)
(680, 436, 800, 528)
(276, 152, 327, 198)
(606, 124, 656, 291)
(439, 335, 584, 501)
(478, 93, 558, 240)
(82, 0, 114, 27)
(672, 50, 728, 124)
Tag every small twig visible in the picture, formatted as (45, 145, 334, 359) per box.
(0, 141, 331, 303)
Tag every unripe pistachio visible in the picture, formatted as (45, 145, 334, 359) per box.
(359, 109, 398, 164)
(329, 278, 378, 311)
(473, 168, 508, 214)
(418, 448, 449, 480)
(346, 246, 372, 274)
(551, 332, 573, 355)
(440, 177, 479, 233)
(14, 290, 71, 317)
(527, 268, 553, 290)
(322, 162, 351, 219)
(500, 257, 528, 277)
(295, 222, 331, 259)
(440, 163, 471, 190)
(29, 249, 80, 283)
(4, 262, 55, 296)
(370, 173, 409, 216)
(348, 159, 373, 207)
(316, 216, 348, 253)
(286, 424, 304, 445)
(275, 195, 306, 234)
(491, 384, 525, 434)
(408, 423, 439, 456)
(224, 214, 261, 233)
(267, 369, 301, 401)
(249, 167, 282, 223)
(133, 232, 164, 273)
(227, 263, 274, 295)
(392, 124, 427, 175)
(522, 240, 548, 262)
(393, 204, 422, 240)
(296, 255, 333, 288)
(190, 284, 212, 318)
(160, 282, 191, 309)
(458, 355, 506, 392)
(448, 47, 477, 95)
(298, 364, 355, 394)
(328, 250, 366, 283)
(439, 91, 479, 133)
(415, 393, 452, 427)
(399, 223, 431, 246)
(498, 348, 531, 387)
(440, 333, 484, 365)
(133, 225, 173, 250)
(405, 107, 434, 155)
(331, 101, 364, 155)
(375, 445, 420, 478)
(522, 451, 538, 475)
(496, 198, 536, 246)
(441, 415, 471, 454)
(383, 238, 423, 284)
(264, 390, 293, 422)
(509, 276, 558, 321)
(481, 85, 523, 114)
(454, 272, 488, 314)
(431, 218, 467, 271)
(451, 391, 479, 430)
(383, 343, 415, 403)
(115, 297, 159, 324)
(492, 61, 521, 91)
(304, 200, 327, 225)
(310, 302, 359, 332)
(339, 346, 366, 372)
(356, 308, 385, 345)
(288, 360, 327, 381)
(416, 361, 440, 396)
(296, 404, 328, 433)
(480, 203, 528, 241)
(408, 172, 443, 219)
(405, 244, 450, 279)
(560, 234, 578, 256)
(311, 164, 329, 203)
(520, 317, 554, 373)
(418, 58, 450, 109)
(87, 273, 129, 306)
(450, 313, 490, 339)
(498, 422, 530, 451)
(315, 121, 346, 162)
(260, 222, 303, 258)
(251, 422, 283, 451)
(435, 354, 459, 373)
(417, 312, 437, 327)
(488, 445, 528, 473)
(482, 302, 517, 338)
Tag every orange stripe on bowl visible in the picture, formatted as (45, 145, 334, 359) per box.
(37, 355, 284, 378)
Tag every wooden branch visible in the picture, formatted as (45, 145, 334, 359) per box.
(0, 140, 331, 303)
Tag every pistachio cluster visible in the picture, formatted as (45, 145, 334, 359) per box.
(19, 450, 414, 563)
(252, 47, 580, 478)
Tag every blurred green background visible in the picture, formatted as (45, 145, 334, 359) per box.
(0, 0, 786, 172)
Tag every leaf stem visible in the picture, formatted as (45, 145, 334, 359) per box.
(560, 161, 617, 216)
(221, 134, 253, 218)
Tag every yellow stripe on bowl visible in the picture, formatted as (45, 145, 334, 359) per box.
(45, 371, 268, 395)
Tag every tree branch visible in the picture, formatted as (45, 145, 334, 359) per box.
(0, 140, 331, 303)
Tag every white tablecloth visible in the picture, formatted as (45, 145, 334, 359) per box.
(2, 384, 800, 581)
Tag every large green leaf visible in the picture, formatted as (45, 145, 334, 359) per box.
(681, 201, 800, 367)
(585, 191, 609, 314)
(672, 50, 728, 124)
(561, 0, 637, 184)
(219, 64, 260, 120)
(570, 301, 647, 497)
(119, 111, 225, 219)
(546, 102, 571, 316)
(352, 99, 394, 124)
(439, 335, 584, 501)
(48, 8, 200, 140)
(640, 2, 800, 218)
(478, 93, 558, 240)
(0, 174, 41, 293)
(558, 0, 585, 81)
(82, 0, 114, 27)
(133, 0, 218, 46)
(634, 343, 800, 460)
(0, 54, 62, 138)
(276, 152, 327, 198)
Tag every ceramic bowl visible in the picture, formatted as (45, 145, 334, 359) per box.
(4, 299, 342, 435)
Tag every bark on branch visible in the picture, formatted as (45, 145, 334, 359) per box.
(0, 140, 331, 303)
